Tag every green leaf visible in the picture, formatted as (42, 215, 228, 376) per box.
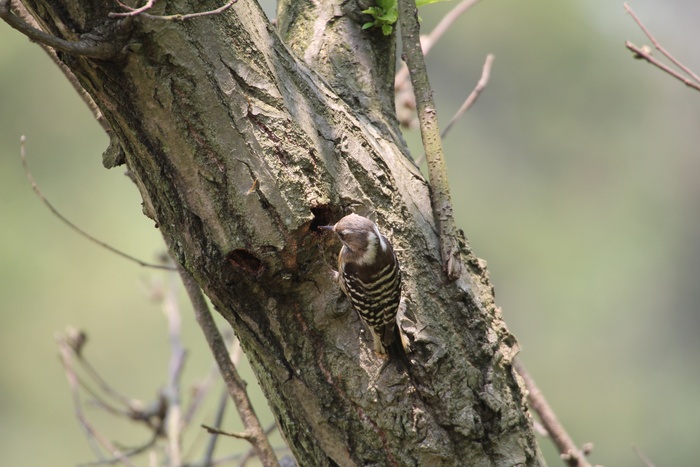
(361, 0, 397, 33)
(362, 0, 441, 35)
(382, 11, 398, 22)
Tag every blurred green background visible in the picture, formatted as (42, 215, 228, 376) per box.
(2, 0, 699, 465)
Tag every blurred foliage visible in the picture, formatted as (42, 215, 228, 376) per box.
(2, 0, 700, 465)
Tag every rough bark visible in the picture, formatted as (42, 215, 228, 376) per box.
(17, 0, 543, 465)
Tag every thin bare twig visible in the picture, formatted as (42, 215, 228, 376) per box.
(197, 338, 240, 465)
(442, 54, 494, 139)
(109, 0, 156, 17)
(201, 425, 253, 440)
(182, 365, 222, 428)
(180, 330, 238, 454)
(201, 388, 230, 467)
(513, 359, 592, 467)
(398, 0, 463, 280)
(181, 442, 290, 467)
(58, 328, 169, 445)
(124, 0, 238, 21)
(182, 346, 229, 426)
(624, 41, 700, 92)
(415, 54, 494, 166)
(55, 276, 256, 466)
(77, 435, 160, 466)
(75, 377, 128, 418)
(78, 357, 139, 409)
(632, 444, 656, 467)
(623, 3, 700, 92)
(20, 136, 176, 270)
(624, 3, 700, 84)
(394, 0, 482, 129)
(177, 265, 278, 467)
(239, 423, 279, 467)
(395, 0, 482, 89)
(162, 269, 187, 466)
(57, 334, 138, 467)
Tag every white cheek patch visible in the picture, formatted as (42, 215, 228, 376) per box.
(374, 224, 386, 252)
(358, 231, 378, 265)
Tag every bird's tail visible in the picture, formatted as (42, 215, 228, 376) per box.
(384, 325, 411, 372)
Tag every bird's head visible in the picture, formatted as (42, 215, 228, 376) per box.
(321, 214, 386, 264)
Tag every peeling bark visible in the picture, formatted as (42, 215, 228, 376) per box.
(17, 0, 544, 465)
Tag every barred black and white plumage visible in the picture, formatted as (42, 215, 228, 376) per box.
(323, 214, 406, 360)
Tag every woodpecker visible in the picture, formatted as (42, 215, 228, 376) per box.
(322, 214, 407, 361)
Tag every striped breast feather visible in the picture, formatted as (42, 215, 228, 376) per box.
(341, 260, 400, 327)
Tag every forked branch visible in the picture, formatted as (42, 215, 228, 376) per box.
(623, 3, 700, 92)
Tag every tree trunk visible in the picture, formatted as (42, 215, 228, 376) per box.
(18, 0, 544, 464)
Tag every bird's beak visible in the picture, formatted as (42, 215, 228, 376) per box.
(318, 224, 335, 232)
